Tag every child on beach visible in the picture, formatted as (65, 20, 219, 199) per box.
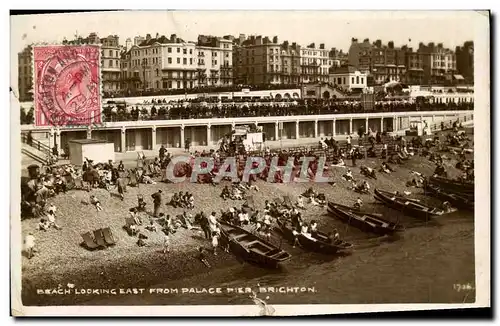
(24, 232, 36, 259)
(90, 195, 103, 211)
(163, 230, 170, 253)
(211, 231, 219, 256)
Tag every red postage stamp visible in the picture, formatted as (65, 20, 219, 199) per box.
(33, 45, 101, 127)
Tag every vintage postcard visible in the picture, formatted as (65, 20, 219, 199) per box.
(10, 10, 490, 316)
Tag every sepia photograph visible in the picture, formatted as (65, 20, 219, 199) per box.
(10, 10, 490, 316)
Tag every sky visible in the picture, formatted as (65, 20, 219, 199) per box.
(10, 10, 482, 95)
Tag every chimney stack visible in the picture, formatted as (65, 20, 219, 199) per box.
(351, 37, 358, 43)
(146, 34, 151, 42)
(170, 34, 177, 42)
(319, 43, 325, 49)
(272, 36, 278, 43)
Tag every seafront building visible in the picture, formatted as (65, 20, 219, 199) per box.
(17, 45, 32, 102)
(120, 34, 233, 93)
(17, 31, 474, 99)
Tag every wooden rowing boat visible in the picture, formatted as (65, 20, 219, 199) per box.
(429, 176, 474, 195)
(424, 182, 474, 211)
(275, 218, 353, 255)
(327, 202, 405, 236)
(374, 189, 449, 221)
(218, 221, 291, 268)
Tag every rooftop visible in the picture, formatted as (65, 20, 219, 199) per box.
(69, 139, 110, 145)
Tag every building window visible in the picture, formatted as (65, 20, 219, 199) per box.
(156, 69, 159, 77)
(361, 77, 364, 84)
(189, 49, 193, 54)
(190, 58, 193, 65)
(163, 81, 168, 88)
(343, 77, 346, 84)
(183, 58, 187, 65)
(351, 77, 355, 84)
(168, 47, 172, 53)
(109, 50, 113, 56)
(168, 81, 172, 88)
(168, 57, 172, 64)
(109, 60, 113, 67)
(356, 76, 359, 84)
(177, 48, 180, 53)
(177, 58, 180, 64)
(177, 81, 180, 88)
(183, 48, 187, 54)
(115, 50, 118, 57)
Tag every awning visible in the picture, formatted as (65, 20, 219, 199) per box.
(454, 74, 465, 80)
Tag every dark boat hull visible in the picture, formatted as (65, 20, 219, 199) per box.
(374, 189, 442, 221)
(276, 219, 352, 255)
(429, 176, 474, 195)
(327, 202, 404, 236)
(424, 183, 474, 211)
(219, 221, 291, 268)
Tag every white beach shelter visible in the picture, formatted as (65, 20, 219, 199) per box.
(68, 139, 115, 166)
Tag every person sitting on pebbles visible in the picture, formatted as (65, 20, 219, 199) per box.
(90, 195, 103, 211)
(37, 218, 50, 232)
(46, 209, 62, 230)
(220, 186, 231, 200)
(353, 197, 363, 210)
(137, 232, 149, 247)
(342, 169, 354, 182)
(145, 220, 158, 232)
(296, 195, 305, 209)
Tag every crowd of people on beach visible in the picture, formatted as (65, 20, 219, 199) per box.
(22, 118, 473, 263)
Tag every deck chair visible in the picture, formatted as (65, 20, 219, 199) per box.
(93, 229, 108, 248)
(81, 232, 100, 250)
(102, 227, 117, 246)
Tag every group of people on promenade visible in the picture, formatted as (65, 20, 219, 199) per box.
(99, 97, 473, 123)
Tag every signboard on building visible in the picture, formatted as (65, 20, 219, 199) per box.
(33, 45, 102, 127)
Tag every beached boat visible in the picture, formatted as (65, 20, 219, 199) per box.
(218, 221, 291, 268)
(374, 189, 450, 221)
(429, 176, 474, 195)
(275, 219, 353, 255)
(327, 202, 405, 236)
(424, 182, 474, 211)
